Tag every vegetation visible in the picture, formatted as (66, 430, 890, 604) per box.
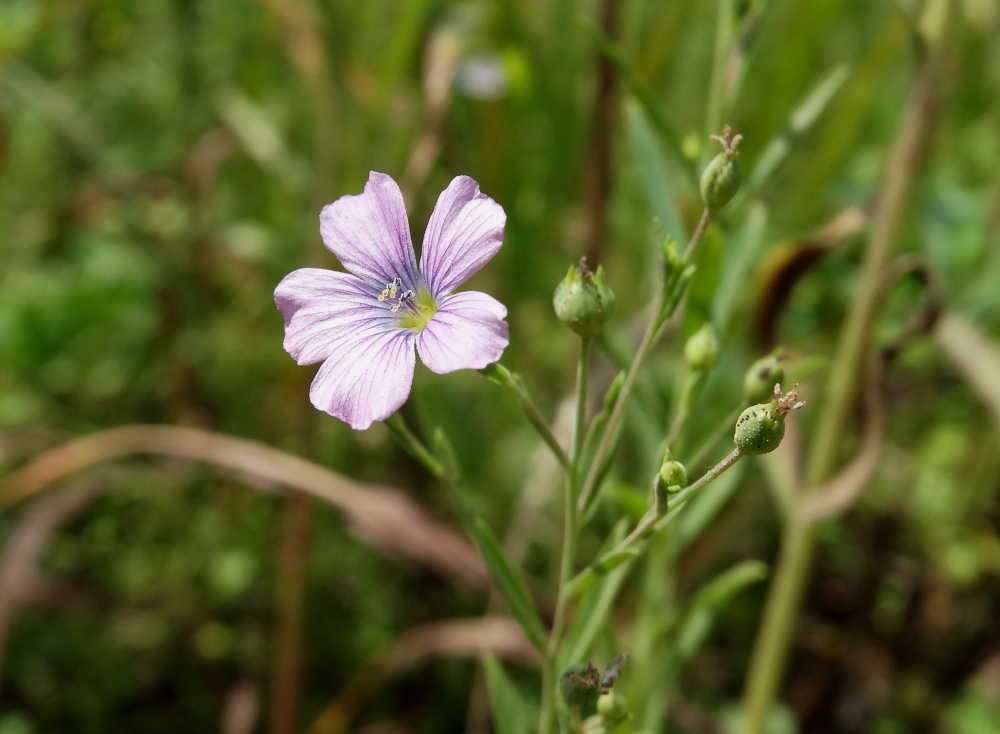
(0, 1, 999, 733)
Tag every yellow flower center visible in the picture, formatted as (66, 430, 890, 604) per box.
(394, 287, 438, 332)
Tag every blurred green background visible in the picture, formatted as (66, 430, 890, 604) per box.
(0, 0, 999, 733)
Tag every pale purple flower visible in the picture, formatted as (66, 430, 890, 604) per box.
(274, 172, 509, 430)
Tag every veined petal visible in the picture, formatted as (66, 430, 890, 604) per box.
(275, 268, 395, 365)
(320, 172, 420, 290)
(310, 326, 416, 430)
(416, 291, 509, 374)
(420, 176, 506, 297)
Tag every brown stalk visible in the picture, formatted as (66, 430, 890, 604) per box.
(306, 616, 539, 734)
(221, 681, 261, 734)
(0, 425, 489, 588)
(582, 0, 622, 264)
(269, 493, 313, 734)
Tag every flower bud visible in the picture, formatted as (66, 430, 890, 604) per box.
(743, 350, 786, 405)
(658, 458, 687, 493)
(700, 125, 743, 214)
(655, 452, 687, 514)
(597, 691, 631, 725)
(560, 663, 598, 708)
(553, 259, 616, 338)
(684, 322, 718, 373)
(734, 384, 805, 456)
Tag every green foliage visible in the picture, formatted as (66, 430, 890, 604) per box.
(469, 517, 548, 652)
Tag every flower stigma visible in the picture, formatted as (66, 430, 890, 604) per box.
(393, 286, 437, 332)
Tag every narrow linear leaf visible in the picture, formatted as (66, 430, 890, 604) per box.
(741, 65, 850, 202)
(470, 518, 548, 651)
(482, 655, 531, 734)
(561, 520, 632, 668)
(626, 97, 687, 243)
(567, 547, 640, 599)
(672, 559, 769, 665)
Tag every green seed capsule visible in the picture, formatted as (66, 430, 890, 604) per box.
(700, 125, 744, 214)
(743, 350, 786, 405)
(597, 691, 631, 725)
(733, 384, 805, 456)
(734, 403, 785, 455)
(684, 322, 719, 373)
(700, 152, 742, 214)
(553, 261, 616, 337)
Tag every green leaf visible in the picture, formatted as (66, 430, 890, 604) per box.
(469, 518, 548, 652)
(683, 226, 723, 338)
(482, 655, 531, 734)
(668, 459, 747, 561)
(626, 98, 687, 243)
(671, 560, 768, 665)
(741, 65, 850, 202)
(566, 547, 640, 599)
(561, 520, 633, 668)
(713, 201, 769, 334)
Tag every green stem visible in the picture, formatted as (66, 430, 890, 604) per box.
(706, 0, 735, 140)
(481, 364, 570, 469)
(740, 516, 815, 734)
(385, 413, 445, 477)
(539, 338, 591, 734)
(576, 211, 712, 516)
(568, 449, 742, 592)
(665, 370, 706, 451)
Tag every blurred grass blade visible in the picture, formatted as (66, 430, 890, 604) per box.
(216, 89, 308, 189)
(626, 98, 688, 243)
(672, 559, 768, 665)
(482, 655, 532, 734)
(2, 60, 102, 162)
(579, 15, 693, 182)
(713, 201, 769, 333)
(741, 65, 850, 202)
(566, 547, 640, 599)
(667, 459, 746, 561)
(469, 518, 548, 652)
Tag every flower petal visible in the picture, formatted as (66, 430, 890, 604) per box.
(416, 291, 509, 374)
(319, 172, 420, 290)
(419, 176, 506, 297)
(310, 326, 416, 430)
(274, 268, 396, 365)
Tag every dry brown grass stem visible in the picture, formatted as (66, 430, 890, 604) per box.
(0, 425, 489, 589)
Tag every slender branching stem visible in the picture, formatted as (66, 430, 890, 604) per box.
(568, 448, 742, 593)
(491, 369, 571, 470)
(385, 413, 445, 478)
(576, 211, 712, 516)
(539, 337, 591, 734)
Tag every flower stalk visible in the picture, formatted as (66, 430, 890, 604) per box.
(539, 336, 591, 734)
